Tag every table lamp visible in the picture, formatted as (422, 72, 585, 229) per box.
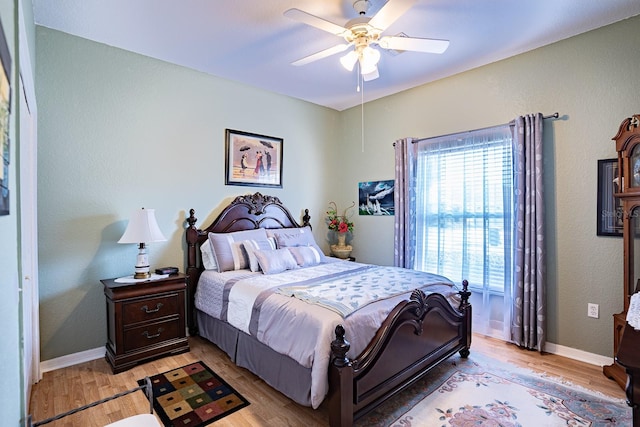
(118, 208, 167, 279)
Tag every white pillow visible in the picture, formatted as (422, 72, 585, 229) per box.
(208, 229, 269, 272)
(254, 248, 298, 275)
(242, 237, 277, 272)
(200, 240, 218, 270)
(287, 246, 323, 267)
(267, 226, 326, 261)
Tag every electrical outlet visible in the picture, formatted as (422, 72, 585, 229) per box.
(588, 303, 599, 318)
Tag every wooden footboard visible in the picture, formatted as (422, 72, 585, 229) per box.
(328, 281, 471, 427)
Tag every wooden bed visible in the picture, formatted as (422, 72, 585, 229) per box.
(185, 192, 472, 427)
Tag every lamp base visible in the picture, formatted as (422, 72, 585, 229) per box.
(132, 243, 151, 279)
(133, 271, 151, 279)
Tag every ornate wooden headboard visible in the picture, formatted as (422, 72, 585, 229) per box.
(184, 192, 310, 333)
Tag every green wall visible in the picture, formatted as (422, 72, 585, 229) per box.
(35, 27, 340, 361)
(338, 15, 640, 357)
(35, 14, 640, 365)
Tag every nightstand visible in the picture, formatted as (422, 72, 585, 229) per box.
(330, 256, 356, 262)
(102, 273, 190, 373)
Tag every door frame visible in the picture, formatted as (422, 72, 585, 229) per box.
(19, 0, 40, 413)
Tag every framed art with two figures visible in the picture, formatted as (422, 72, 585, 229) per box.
(225, 129, 283, 188)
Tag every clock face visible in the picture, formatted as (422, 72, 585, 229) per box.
(634, 153, 640, 187)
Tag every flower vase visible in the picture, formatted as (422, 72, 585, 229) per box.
(331, 232, 352, 259)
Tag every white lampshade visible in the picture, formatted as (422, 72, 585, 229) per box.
(340, 50, 359, 72)
(359, 46, 380, 75)
(118, 208, 166, 279)
(118, 208, 167, 244)
(362, 66, 379, 81)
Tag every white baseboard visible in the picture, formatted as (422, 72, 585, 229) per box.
(40, 330, 194, 374)
(475, 330, 614, 367)
(544, 341, 613, 367)
(39, 340, 614, 374)
(40, 347, 105, 374)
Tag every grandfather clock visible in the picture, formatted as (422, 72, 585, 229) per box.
(603, 114, 640, 388)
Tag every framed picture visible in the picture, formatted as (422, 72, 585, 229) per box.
(225, 129, 283, 188)
(0, 18, 11, 216)
(358, 180, 395, 215)
(597, 158, 622, 236)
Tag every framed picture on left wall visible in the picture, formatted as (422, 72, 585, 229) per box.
(0, 18, 12, 216)
(224, 129, 283, 188)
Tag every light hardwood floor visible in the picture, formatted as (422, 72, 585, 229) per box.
(29, 334, 627, 426)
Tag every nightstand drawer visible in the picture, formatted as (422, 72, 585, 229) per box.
(124, 318, 181, 352)
(123, 293, 180, 325)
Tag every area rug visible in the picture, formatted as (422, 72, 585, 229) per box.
(356, 352, 631, 427)
(137, 361, 249, 427)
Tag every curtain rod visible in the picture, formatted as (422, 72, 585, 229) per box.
(394, 113, 561, 146)
(509, 112, 559, 126)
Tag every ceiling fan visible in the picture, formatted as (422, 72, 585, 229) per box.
(284, 0, 449, 81)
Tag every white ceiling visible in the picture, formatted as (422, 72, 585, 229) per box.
(33, 0, 640, 111)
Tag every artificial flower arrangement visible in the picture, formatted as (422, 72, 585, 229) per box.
(326, 201, 355, 234)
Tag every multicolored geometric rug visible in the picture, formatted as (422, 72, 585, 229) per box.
(138, 361, 249, 427)
(356, 352, 631, 426)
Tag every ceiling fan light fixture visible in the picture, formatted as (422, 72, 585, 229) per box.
(362, 66, 379, 81)
(360, 60, 377, 76)
(340, 50, 359, 71)
(285, 0, 449, 83)
(359, 46, 380, 75)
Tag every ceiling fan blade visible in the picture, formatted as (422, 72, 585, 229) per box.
(378, 35, 449, 54)
(284, 8, 348, 36)
(368, 0, 417, 31)
(291, 44, 351, 66)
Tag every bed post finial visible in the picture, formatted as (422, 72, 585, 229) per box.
(458, 279, 471, 311)
(187, 208, 197, 229)
(331, 324, 350, 367)
(302, 208, 311, 228)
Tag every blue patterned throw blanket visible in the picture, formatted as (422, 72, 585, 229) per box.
(275, 265, 455, 317)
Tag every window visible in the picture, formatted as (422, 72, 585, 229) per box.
(413, 125, 513, 338)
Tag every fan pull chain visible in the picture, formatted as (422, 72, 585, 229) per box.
(361, 72, 365, 153)
(354, 62, 365, 152)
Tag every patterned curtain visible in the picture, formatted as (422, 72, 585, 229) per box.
(511, 113, 546, 351)
(393, 138, 417, 268)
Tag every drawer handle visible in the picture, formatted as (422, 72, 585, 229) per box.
(141, 303, 163, 314)
(142, 328, 164, 339)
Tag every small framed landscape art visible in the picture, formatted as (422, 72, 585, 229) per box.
(358, 180, 395, 215)
(225, 129, 283, 188)
(0, 18, 11, 216)
(597, 158, 622, 236)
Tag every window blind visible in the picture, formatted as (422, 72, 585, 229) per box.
(413, 126, 513, 294)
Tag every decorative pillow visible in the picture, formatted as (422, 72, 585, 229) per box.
(254, 248, 298, 275)
(242, 237, 277, 272)
(208, 229, 269, 272)
(287, 246, 323, 267)
(200, 240, 218, 270)
(267, 226, 326, 261)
